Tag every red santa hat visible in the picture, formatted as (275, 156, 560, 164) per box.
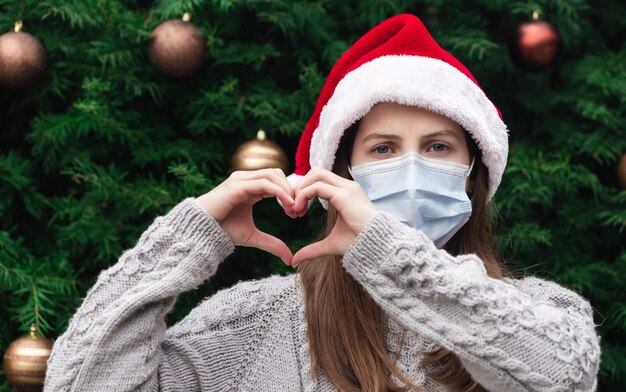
(287, 13, 508, 202)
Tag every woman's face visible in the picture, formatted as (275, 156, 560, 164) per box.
(350, 102, 471, 168)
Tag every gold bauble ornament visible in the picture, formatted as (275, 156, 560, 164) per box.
(0, 20, 46, 89)
(148, 12, 206, 78)
(618, 153, 626, 190)
(231, 130, 289, 172)
(2, 325, 52, 392)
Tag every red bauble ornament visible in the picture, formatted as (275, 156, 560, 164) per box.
(0, 21, 46, 89)
(508, 11, 561, 72)
(148, 12, 206, 78)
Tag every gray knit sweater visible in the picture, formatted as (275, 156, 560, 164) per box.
(43, 198, 600, 392)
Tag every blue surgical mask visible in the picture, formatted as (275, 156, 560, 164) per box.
(349, 152, 474, 248)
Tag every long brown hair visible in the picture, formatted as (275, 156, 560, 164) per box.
(297, 121, 509, 391)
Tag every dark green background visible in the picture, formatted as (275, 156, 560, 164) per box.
(1, 0, 624, 390)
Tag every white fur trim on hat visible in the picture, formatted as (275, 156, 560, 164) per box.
(309, 55, 509, 201)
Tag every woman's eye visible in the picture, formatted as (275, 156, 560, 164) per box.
(430, 143, 448, 152)
(374, 145, 391, 154)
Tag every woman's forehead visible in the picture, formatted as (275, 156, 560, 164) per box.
(356, 103, 465, 139)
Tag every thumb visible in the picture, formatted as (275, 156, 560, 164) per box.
(245, 229, 293, 265)
(291, 237, 339, 266)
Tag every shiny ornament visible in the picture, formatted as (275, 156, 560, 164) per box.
(618, 153, 626, 190)
(508, 11, 561, 72)
(231, 130, 289, 172)
(2, 325, 52, 392)
(0, 20, 46, 89)
(148, 12, 206, 78)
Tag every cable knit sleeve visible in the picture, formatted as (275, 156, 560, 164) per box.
(342, 212, 601, 392)
(43, 197, 235, 392)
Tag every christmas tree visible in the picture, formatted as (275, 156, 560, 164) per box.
(1, 0, 624, 390)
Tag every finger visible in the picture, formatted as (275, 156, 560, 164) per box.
(255, 169, 297, 214)
(268, 168, 295, 199)
(232, 169, 294, 200)
(293, 167, 347, 195)
(292, 167, 356, 215)
(293, 181, 340, 214)
(291, 237, 338, 266)
(245, 229, 293, 265)
(238, 179, 295, 207)
(271, 168, 301, 217)
(235, 172, 297, 218)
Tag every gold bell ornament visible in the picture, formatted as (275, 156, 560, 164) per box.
(231, 130, 289, 172)
(2, 324, 53, 392)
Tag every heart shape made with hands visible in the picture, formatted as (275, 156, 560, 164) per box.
(196, 168, 378, 267)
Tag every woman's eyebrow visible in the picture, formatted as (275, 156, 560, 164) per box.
(422, 129, 460, 140)
(362, 132, 401, 142)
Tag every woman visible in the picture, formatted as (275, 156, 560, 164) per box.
(43, 14, 600, 392)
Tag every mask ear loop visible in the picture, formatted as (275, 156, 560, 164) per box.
(467, 157, 476, 177)
(466, 157, 476, 199)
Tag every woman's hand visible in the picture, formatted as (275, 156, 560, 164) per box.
(290, 167, 377, 266)
(195, 169, 296, 265)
